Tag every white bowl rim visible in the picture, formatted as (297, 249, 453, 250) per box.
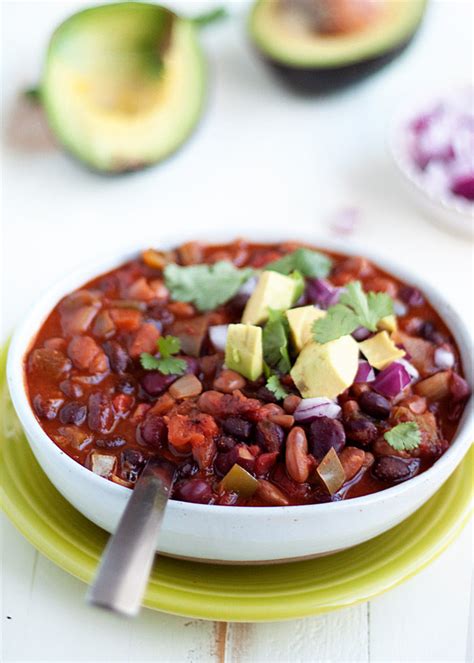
(6, 233, 474, 518)
(388, 83, 474, 222)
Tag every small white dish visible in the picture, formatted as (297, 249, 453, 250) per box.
(6, 232, 474, 563)
(389, 86, 473, 239)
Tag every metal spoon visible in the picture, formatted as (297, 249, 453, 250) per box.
(87, 459, 176, 617)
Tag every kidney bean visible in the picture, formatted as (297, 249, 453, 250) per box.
(139, 413, 167, 447)
(282, 394, 301, 414)
(222, 416, 253, 440)
(59, 379, 84, 399)
(373, 456, 421, 483)
(103, 340, 130, 374)
(255, 480, 290, 506)
(359, 391, 391, 420)
(399, 286, 424, 308)
(216, 435, 237, 452)
(450, 373, 471, 402)
(285, 427, 309, 483)
(33, 394, 64, 420)
(260, 403, 285, 418)
(256, 420, 285, 453)
(88, 392, 116, 434)
(59, 401, 87, 426)
(344, 415, 378, 446)
(254, 451, 279, 478)
(342, 400, 360, 417)
(175, 479, 213, 504)
(308, 417, 346, 460)
(115, 376, 136, 395)
(214, 444, 255, 476)
(141, 371, 177, 397)
(338, 447, 365, 480)
(213, 369, 246, 394)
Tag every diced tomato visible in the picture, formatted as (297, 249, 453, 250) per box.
(166, 413, 218, 450)
(128, 322, 160, 359)
(109, 308, 142, 331)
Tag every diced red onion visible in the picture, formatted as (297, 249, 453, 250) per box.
(373, 362, 411, 398)
(434, 346, 455, 370)
(393, 300, 408, 317)
(209, 325, 228, 352)
(355, 360, 375, 383)
(306, 279, 342, 309)
(451, 174, 474, 201)
(398, 357, 419, 381)
(294, 397, 341, 422)
(352, 326, 371, 341)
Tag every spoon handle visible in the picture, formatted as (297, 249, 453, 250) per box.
(87, 460, 175, 617)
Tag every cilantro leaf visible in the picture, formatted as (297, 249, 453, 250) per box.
(339, 281, 393, 332)
(164, 261, 254, 312)
(266, 248, 332, 279)
(312, 304, 359, 344)
(140, 335, 187, 375)
(313, 280, 394, 343)
(262, 309, 291, 373)
(266, 375, 289, 401)
(384, 422, 421, 451)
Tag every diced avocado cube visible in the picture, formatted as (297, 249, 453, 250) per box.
(286, 305, 326, 352)
(225, 323, 263, 381)
(242, 271, 297, 325)
(359, 331, 405, 370)
(220, 463, 259, 497)
(290, 335, 359, 399)
(378, 314, 397, 333)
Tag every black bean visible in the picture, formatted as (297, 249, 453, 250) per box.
(256, 420, 285, 452)
(96, 437, 127, 449)
(420, 321, 445, 344)
(121, 449, 145, 482)
(216, 435, 238, 452)
(59, 401, 87, 426)
(308, 417, 346, 460)
(359, 392, 391, 420)
(177, 461, 199, 479)
(33, 394, 64, 420)
(87, 392, 116, 434)
(373, 456, 421, 483)
(344, 415, 378, 446)
(59, 379, 84, 399)
(399, 286, 424, 308)
(116, 376, 136, 395)
(222, 416, 253, 440)
(255, 386, 278, 403)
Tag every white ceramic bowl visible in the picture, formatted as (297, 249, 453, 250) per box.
(6, 235, 473, 563)
(389, 87, 473, 239)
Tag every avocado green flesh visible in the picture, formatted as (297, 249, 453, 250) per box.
(249, 0, 426, 68)
(41, 3, 206, 172)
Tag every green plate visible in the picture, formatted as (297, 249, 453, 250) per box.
(1, 343, 472, 622)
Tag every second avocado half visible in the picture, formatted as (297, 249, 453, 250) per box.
(249, 0, 427, 93)
(40, 2, 208, 172)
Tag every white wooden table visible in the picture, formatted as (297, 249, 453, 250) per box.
(2, 2, 472, 661)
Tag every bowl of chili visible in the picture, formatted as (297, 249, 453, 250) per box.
(6, 235, 473, 563)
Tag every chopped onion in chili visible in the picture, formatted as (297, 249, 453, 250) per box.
(373, 361, 411, 398)
(294, 397, 341, 422)
(355, 360, 375, 383)
(209, 325, 229, 352)
(306, 278, 342, 309)
(434, 346, 455, 370)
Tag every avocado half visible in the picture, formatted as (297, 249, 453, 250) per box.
(249, 0, 427, 94)
(41, 3, 206, 172)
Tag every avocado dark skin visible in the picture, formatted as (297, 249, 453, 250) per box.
(258, 34, 419, 95)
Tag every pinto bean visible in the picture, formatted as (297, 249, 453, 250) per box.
(269, 414, 295, 428)
(285, 427, 310, 483)
(213, 369, 246, 394)
(255, 480, 290, 506)
(283, 394, 301, 414)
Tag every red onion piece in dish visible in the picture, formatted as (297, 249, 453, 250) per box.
(434, 346, 455, 370)
(373, 362, 411, 398)
(451, 174, 474, 201)
(355, 360, 375, 383)
(209, 325, 229, 352)
(398, 357, 419, 381)
(352, 326, 371, 341)
(237, 275, 258, 298)
(306, 279, 342, 309)
(294, 397, 341, 422)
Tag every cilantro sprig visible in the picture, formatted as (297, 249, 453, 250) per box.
(384, 422, 421, 451)
(164, 261, 254, 312)
(265, 375, 289, 401)
(265, 248, 332, 279)
(262, 309, 291, 373)
(313, 281, 394, 344)
(140, 335, 187, 375)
